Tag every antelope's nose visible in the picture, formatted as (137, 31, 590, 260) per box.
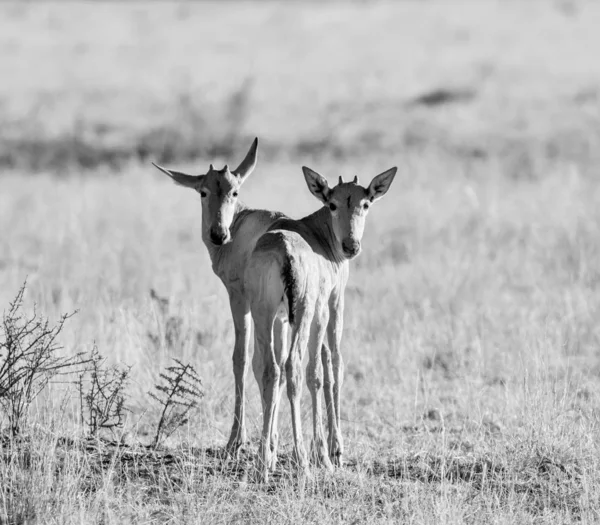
(342, 239, 361, 258)
(210, 227, 229, 246)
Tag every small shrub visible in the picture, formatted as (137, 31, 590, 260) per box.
(78, 346, 131, 437)
(0, 281, 90, 436)
(149, 359, 203, 448)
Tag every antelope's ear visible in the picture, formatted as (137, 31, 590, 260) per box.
(367, 167, 397, 203)
(302, 166, 331, 204)
(152, 163, 204, 189)
(233, 137, 258, 182)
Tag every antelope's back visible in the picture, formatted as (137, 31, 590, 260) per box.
(220, 208, 288, 287)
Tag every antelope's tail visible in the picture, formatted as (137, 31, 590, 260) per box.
(281, 255, 297, 325)
(246, 236, 303, 326)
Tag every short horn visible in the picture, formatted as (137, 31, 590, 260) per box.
(353, 175, 359, 184)
(209, 164, 214, 171)
(223, 164, 229, 172)
(338, 176, 343, 185)
(233, 137, 259, 179)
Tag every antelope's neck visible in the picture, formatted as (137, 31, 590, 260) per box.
(303, 207, 347, 267)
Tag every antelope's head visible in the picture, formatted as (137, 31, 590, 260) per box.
(302, 166, 397, 259)
(153, 138, 258, 246)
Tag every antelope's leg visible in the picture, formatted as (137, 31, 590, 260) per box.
(253, 308, 280, 483)
(252, 329, 266, 436)
(307, 305, 333, 470)
(286, 311, 312, 475)
(226, 292, 251, 456)
(321, 343, 336, 458)
(326, 294, 345, 467)
(270, 315, 288, 469)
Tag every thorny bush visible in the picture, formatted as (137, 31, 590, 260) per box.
(0, 281, 90, 436)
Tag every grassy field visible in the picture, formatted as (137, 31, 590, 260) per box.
(2, 1, 600, 523)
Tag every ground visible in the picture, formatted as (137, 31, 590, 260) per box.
(1, 1, 600, 523)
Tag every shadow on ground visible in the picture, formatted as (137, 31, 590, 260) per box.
(0, 433, 586, 519)
(47, 438, 595, 506)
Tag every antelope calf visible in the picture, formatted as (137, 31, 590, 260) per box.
(153, 139, 289, 458)
(246, 166, 396, 480)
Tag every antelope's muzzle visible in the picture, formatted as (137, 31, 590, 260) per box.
(210, 227, 230, 246)
(342, 238, 361, 258)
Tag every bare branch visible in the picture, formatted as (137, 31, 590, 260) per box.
(0, 281, 91, 436)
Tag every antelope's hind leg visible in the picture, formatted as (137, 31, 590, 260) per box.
(253, 308, 281, 483)
(253, 310, 288, 471)
(270, 313, 288, 470)
(307, 304, 333, 471)
(286, 307, 312, 477)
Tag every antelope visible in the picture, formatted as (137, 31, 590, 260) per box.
(245, 165, 397, 481)
(152, 139, 289, 459)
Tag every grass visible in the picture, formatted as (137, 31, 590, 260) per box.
(2, 1, 600, 523)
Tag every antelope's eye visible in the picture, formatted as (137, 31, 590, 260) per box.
(199, 190, 207, 198)
(329, 203, 337, 212)
(362, 202, 370, 210)
(232, 191, 239, 198)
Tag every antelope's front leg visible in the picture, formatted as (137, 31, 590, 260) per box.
(226, 292, 252, 457)
(326, 294, 345, 466)
(321, 343, 336, 458)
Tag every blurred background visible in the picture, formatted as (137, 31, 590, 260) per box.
(1, 1, 598, 174)
(1, 0, 600, 455)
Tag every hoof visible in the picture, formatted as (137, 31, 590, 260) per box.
(328, 435, 344, 468)
(268, 452, 278, 471)
(253, 464, 270, 484)
(292, 448, 309, 473)
(268, 433, 279, 470)
(301, 464, 312, 480)
(328, 430, 344, 467)
(225, 438, 247, 459)
(260, 466, 270, 484)
(332, 452, 344, 468)
(311, 439, 334, 471)
(257, 442, 277, 483)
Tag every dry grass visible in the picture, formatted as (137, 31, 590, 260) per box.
(2, 1, 600, 523)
